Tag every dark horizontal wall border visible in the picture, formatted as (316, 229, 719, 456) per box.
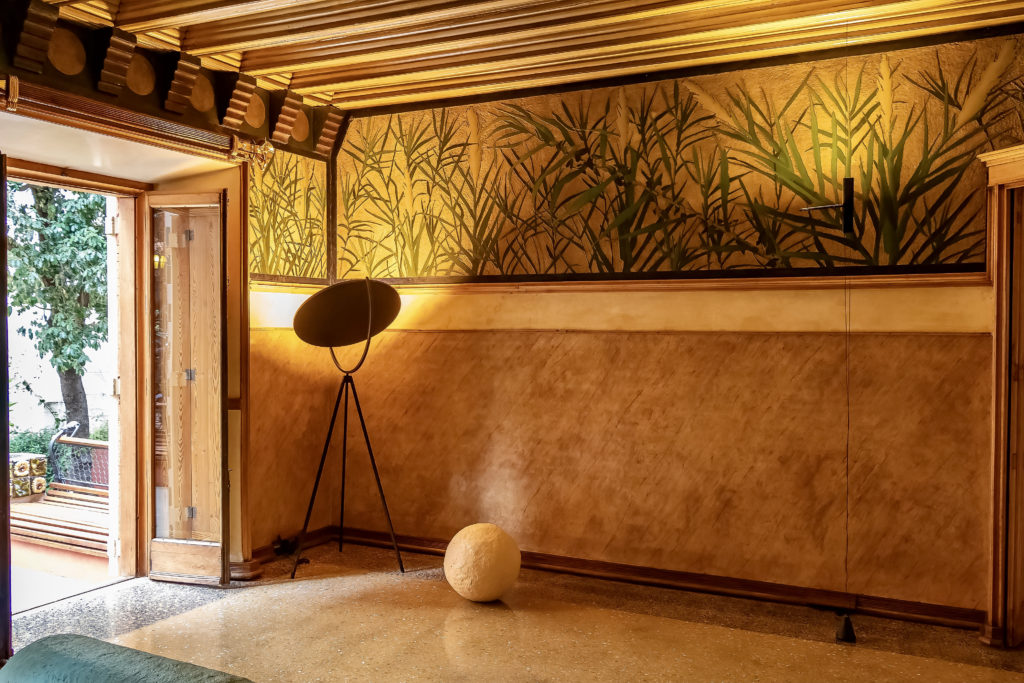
(347, 22, 1024, 118)
(251, 525, 985, 631)
(370, 263, 986, 287)
(249, 273, 329, 286)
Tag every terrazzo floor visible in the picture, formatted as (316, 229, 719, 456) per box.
(13, 543, 1024, 682)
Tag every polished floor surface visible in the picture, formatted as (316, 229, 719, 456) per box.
(12, 541, 115, 613)
(13, 544, 1024, 682)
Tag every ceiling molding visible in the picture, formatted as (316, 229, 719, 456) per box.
(38, 0, 1024, 109)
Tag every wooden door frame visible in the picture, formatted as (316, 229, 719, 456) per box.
(981, 145, 1024, 646)
(2, 152, 12, 664)
(1, 161, 146, 660)
(4, 163, 147, 583)
(139, 192, 230, 585)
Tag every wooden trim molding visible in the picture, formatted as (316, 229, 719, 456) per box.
(12, 0, 59, 74)
(221, 73, 258, 130)
(979, 148, 1024, 646)
(6, 158, 154, 195)
(229, 559, 262, 580)
(981, 145, 1024, 188)
(250, 526, 986, 631)
(164, 53, 202, 114)
(97, 28, 137, 96)
(314, 108, 346, 158)
(249, 270, 991, 296)
(0, 79, 233, 160)
(270, 90, 304, 145)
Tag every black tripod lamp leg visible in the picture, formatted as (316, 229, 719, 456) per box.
(291, 379, 346, 579)
(339, 376, 350, 552)
(348, 378, 405, 573)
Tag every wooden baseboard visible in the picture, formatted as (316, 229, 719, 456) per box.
(251, 525, 338, 565)
(229, 559, 263, 580)
(251, 525, 985, 631)
(979, 624, 1006, 647)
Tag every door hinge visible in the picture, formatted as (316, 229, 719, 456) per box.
(106, 214, 118, 237)
(185, 368, 196, 381)
(186, 506, 197, 519)
(112, 376, 121, 398)
(185, 229, 195, 242)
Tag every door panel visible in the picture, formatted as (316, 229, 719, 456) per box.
(145, 192, 227, 585)
(187, 209, 222, 542)
(150, 539, 220, 583)
(154, 207, 194, 540)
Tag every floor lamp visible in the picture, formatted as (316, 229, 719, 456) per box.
(290, 278, 405, 578)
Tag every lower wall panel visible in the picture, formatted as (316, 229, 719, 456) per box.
(248, 328, 991, 610)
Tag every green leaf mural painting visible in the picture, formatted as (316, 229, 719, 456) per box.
(336, 36, 1024, 283)
(249, 150, 327, 279)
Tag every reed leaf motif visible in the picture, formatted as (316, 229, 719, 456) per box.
(249, 151, 326, 278)
(333, 37, 1024, 281)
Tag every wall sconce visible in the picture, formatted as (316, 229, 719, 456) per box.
(230, 136, 275, 170)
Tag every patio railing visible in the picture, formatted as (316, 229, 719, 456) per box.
(48, 424, 109, 490)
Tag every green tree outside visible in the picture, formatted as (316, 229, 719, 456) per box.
(6, 184, 107, 438)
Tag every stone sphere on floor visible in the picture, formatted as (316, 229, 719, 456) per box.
(443, 523, 521, 602)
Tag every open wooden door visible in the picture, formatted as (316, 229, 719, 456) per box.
(142, 191, 228, 585)
(1, 152, 13, 661)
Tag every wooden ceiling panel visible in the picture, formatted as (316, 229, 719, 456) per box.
(183, 0, 606, 54)
(246, 0, 877, 76)
(290, 0, 1024, 95)
(115, 0, 320, 32)
(40, 0, 1024, 110)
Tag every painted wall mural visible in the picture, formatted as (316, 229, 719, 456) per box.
(248, 150, 327, 280)
(337, 35, 1024, 282)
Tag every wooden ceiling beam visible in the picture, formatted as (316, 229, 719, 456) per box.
(241, 0, 873, 76)
(50, 0, 117, 27)
(287, 0, 1024, 95)
(33, 0, 1024, 113)
(313, 4, 1024, 108)
(114, 0, 316, 33)
(182, 0, 676, 55)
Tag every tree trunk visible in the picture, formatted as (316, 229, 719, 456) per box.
(58, 369, 90, 438)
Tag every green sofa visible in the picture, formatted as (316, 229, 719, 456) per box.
(1, 634, 253, 682)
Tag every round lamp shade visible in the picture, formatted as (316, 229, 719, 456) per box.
(293, 279, 401, 348)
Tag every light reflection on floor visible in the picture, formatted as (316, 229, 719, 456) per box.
(15, 544, 1024, 682)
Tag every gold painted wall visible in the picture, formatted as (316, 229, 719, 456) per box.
(338, 34, 1024, 282)
(244, 35, 1008, 612)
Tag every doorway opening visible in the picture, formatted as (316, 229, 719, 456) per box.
(2, 111, 237, 651)
(6, 181, 125, 612)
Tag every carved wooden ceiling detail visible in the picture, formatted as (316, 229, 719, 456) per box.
(35, 0, 1024, 109)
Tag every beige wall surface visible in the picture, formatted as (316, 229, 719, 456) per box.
(246, 282, 993, 610)
(251, 285, 995, 334)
